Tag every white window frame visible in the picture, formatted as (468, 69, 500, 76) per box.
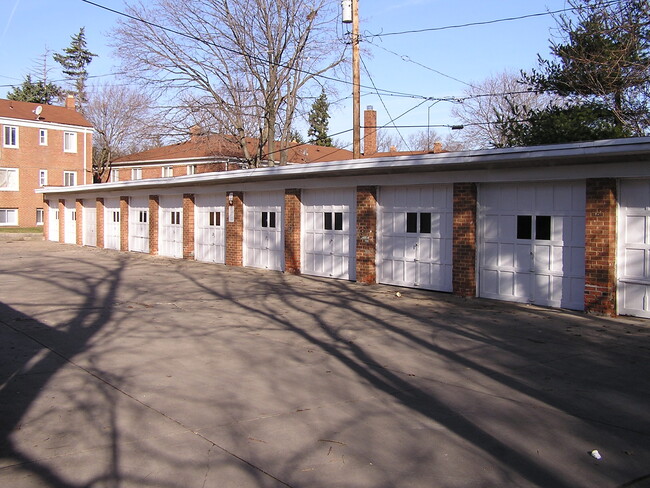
(36, 208, 44, 226)
(39, 169, 48, 187)
(162, 166, 173, 177)
(64, 131, 77, 153)
(132, 167, 142, 180)
(63, 171, 77, 187)
(110, 169, 119, 182)
(187, 164, 196, 175)
(39, 129, 48, 146)
(0, 209, 18, 226)
(3, 125, 18, 148)
(0, 168, 19, 191)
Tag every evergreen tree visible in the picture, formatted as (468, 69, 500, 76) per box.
(7, 75, 62, 104)
(307, 90, 333, 146)
(53, 27, 97, 109)
(523, 0, 650, 136)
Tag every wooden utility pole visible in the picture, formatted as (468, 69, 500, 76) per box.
(352, 0, 361, 159)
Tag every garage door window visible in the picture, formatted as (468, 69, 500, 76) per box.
(139, 210, 148, 223)
(406, 212, 431, 233)
(517, 215, 551, 240)
(171, 211, 181, 225)
(209, 211, 221, 227)
(324, 211, 343, 231)
(262, 211, 276, 228)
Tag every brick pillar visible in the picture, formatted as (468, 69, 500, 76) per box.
(120, 196, 129, 251)
(96, 198, 105, 248)
(149, 195, 159, 255)
(43, 200, 50, 241)
(284, 189, 301, 274)
(225, 192, 244, 267)
(76, 199, 83, 245)
(183, 193, 195, 259)
(585, 178, 617, 315)
(356, 186, 377, 284)
(453, 183, 477, 297)
(58, 199, 65, 243)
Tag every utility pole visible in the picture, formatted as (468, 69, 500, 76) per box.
(352, 0, 361, 158)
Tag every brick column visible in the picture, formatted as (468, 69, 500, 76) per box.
(96, 198, 105, 248)
(225, 192, 244, 267)
(453, 183, 477, 297)
(43, 200, 50, 241)
(149, 195, 159, 255)
(356, 186, 377, 284)
(183, 193, 195, 259)
(58, 199, 65, 243)
(585, 178, 617, 315)
(120, 196, 129, 251)
(76, 199, 83, 245)
(284, 189, 301, 274)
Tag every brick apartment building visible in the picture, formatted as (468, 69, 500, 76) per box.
(0, 96, 92, 228)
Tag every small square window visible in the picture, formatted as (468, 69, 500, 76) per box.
(63, 171, 76, 187)
(39, 170, 48, 187)
(535, 215, 552, 240)
(36, 208, 44, 225)
(0, 168, 19, 191)
(139, 210, 148, 223)
(209, 211, 221, 227)
(132, 168, 142, 180)
(162, 166, 173, 177)
(110, 169, 119, 182)
(517, 215, 532, 240)
(187, 165, 196, 175)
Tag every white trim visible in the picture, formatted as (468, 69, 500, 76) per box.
(0, 116, 92, 133)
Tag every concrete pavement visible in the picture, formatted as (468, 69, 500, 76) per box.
(0, 240, 648, 487)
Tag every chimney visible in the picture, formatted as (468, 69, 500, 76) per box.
(189, 125, 203, 141)
(389, 145, 397, 152)
(65, 95, 76, 111)
(433, 141, 443, 153)
(363, 106, 377, 156)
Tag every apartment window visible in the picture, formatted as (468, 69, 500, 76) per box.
(36, 208, 44, 225)
(132, 168, 142, 180)
(110, 169, 119, 182)
(63, 171, 77, 187)
(3, 126, 18, 148)
(162, 166, 173, 177)
(39, 169, 48, 187)
(63, 131, 77, 153)
(187, 165, 196, 175)
(0, 168, 19, 191)
(39, 129, 48, 146)
(324, 211, 343, 231)
(0, 209, 18, 226)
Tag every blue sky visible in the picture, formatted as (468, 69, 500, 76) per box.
(1, 0, 571, 147)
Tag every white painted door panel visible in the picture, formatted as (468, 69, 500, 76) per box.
(302, 188, 355, 280)
(159, 195, 183, 258)
(479, 182, 585, 310)
(195, 194, 225, 264)
(104, 198, 121, 250)
(378, 185, 453, 291)
(64, 200, 76, 244)
(618, 180, 650, 317)
(244, 191, 284, 271)
(129, 196, 149, 253)
(48, 205, 59, 242)
(83, 199, 96, 247)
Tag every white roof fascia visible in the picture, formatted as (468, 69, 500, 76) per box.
(36, 137, 650, 196)
(0, 116, 93, 132)
(111, 155, 238, 167)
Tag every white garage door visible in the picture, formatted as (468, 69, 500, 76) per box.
(302, 188, 356, 280)
(378, 185, 453, 291)
(104, 198, 121, 250)
(64, 200, 77, 244)
(195, 194, 225, 264)
(159, 195, 183, 259)
(244, 191, 284, 271)
(479, 182, 585, 310)
(618, 180, 650, 318)
(48, 204, 59, 242)
(83, 199, 96, 247)
(129, 196, 149, 253)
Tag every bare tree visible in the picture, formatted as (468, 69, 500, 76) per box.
(112, 0, 346, 167)
(85, 84, 162, 182)
(450, 71, 558, 149)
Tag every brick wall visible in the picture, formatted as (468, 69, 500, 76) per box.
(96, 198, 105, 248)
(120, 196, 129, 251)
(356, 186, 377, 284)
(585, 178, 617, 315)
(225, 192, 244, 267)
(453, 183, 477, 297)
(183, 193, 195, 259)
(284, 189, 301, 274)
(149, 195, 159, 255)
(76, 199, 83, 245)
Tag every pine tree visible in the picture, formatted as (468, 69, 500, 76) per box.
(7, 75, 62, 104)
(53, 27, 97, 109)
(307, 91, 333, 147)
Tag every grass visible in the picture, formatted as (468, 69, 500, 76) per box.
(0, 227, 43, 233)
